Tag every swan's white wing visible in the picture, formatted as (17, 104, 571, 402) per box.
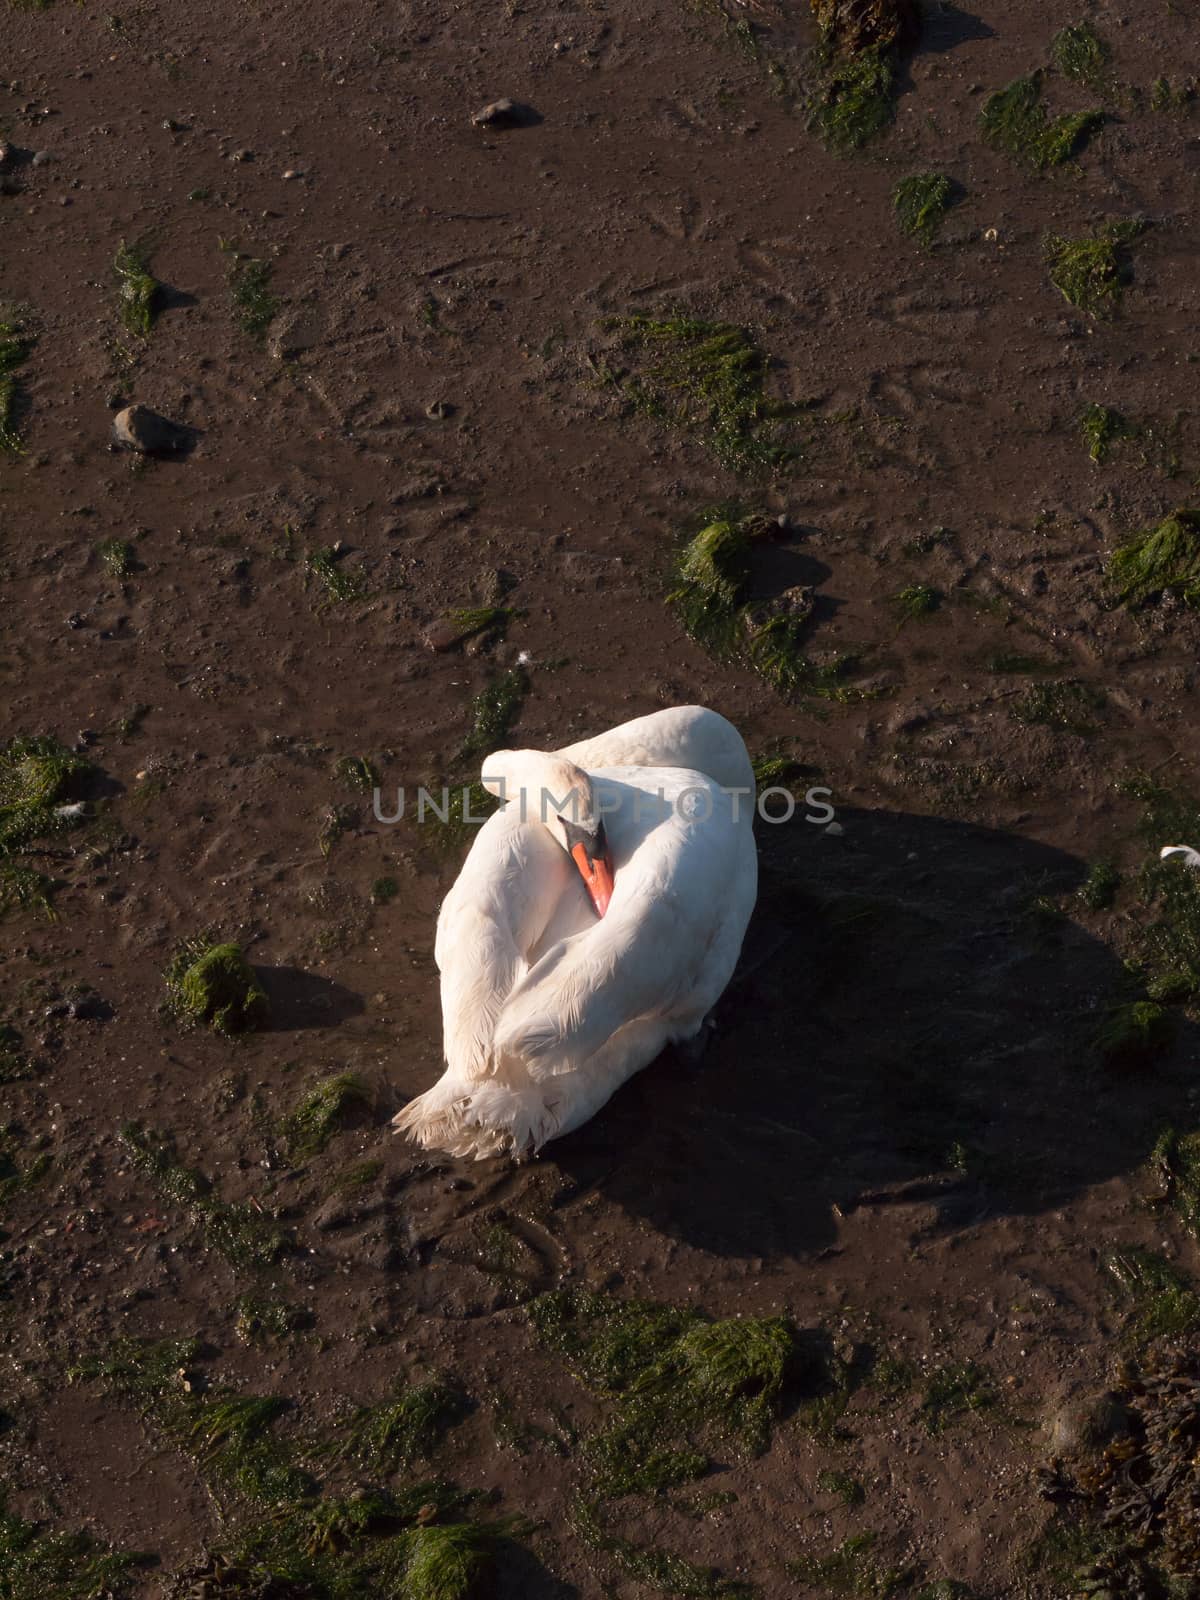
(492, 770, 757, 1081)
(559, 706, 754, 794)
(435, 804, 591, 1081)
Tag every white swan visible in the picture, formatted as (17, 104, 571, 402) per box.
(393, 706, 759, 1158)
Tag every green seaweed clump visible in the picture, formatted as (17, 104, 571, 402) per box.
(69, 1335, 201, 1403)
(1051, 20, 1112, 91)
(1080, 402, 1126, 464)
(892, 583, 939, 621)
(227, 250, 279, 339)
(604, 314, 797, 473)
(920, 1361, 997, 1434)
(807, 0, 918, 152)
(1045, 220, 1143, 318)
(0, 1499, 146, 1600)
(97, 537, 136, 578)
(282, 1072, 370, 1159)
(0, 736, 89, 857)
(1011, 679, 1104, 735)
(1107, 508, 1200, 609)
(1150, 1128, 1200, 1240)
(164, 937, 270, 1034)
(0, 319, 34, 453)
(234, 1295, 310, 1345)
(811, 46, 897, 152)
(892, 173, 954, 246)
(787, 1532, 907, 1597)
(120, 1122, 291, 1267)
(114, 240, 160, 336)
(1104, 1247, 1200, 1348)
(333, 754, 380, 792)
(445, 605, 517, 643)
(981, 73, 1104, 168)
(234, 1491, 512, 1600)
(672, 515, 859, 702)
(1119, 772, 1200, 852)
(1093, 1000, 1175, 1072)
(460, 668, 528, 759)
(530, 1288, 802, 1496)
(573, 1496, 750, 1597)
(305, 546, 368, 605)
(1138, 855, 1200, 1002)
(1079, 861, 1120, 912)
(335, 1377, 466, 1475)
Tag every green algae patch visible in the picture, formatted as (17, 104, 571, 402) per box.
(530, 1288, 804, 1497)
(305, 545, 368, 605)
(234, 1294, 311, 1345)
(1045, 220, 1143, 318)
(120, 1122, 291, 1268)
(920, 1361, 997, 1435)
(1093, 1001, 1175, 1072)
(892, 583, 940, 621)
(788, 1531, 908, 1597)
(1011, 679, 1105, 735)
(1107, 508, 1200, 609)
(1080, 402, 1127, 463)
(981, 73, 1104, 168)
(603, 314, 798, 473)
(0, 1499, 147, 1600)
(0, 736, 90, 856)
(811, 46, 897, 151)
(460, 668, 528, 759)
(226, 249, 280, 340)
(672, 514, 860, 702)
(282, 1072, 371, 1160)
(893, 173, 955, 246)
(164, 937, 270, 1034)
(807, 0, 919, 153)
(0, 319, 34, 454)
(1105, 1247, 1200, 1348)
(114, 240, 160, 337)
(1051, 19, 1112, 92)
(573, 1494, 753, 1595)
(70, 1338, 528, 1596)
(334, 1377, 466, 1476)
(1150, 1128, 1200, 1240)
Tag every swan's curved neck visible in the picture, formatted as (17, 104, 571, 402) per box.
(481, 750, 614, 916)
(481, 750, 594, 827)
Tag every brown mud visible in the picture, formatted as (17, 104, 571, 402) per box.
(3, 0, 1200, 1594)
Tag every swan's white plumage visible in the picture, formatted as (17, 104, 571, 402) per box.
(393, 706, 758, 1158)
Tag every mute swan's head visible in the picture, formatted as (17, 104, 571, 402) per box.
(481, 750, 616, 917)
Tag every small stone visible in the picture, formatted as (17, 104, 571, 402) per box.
(230, 147, 254, 162)
(66, 612, 86, 629)
(425, 399, 454, 419)
(471, 98, 538, 129)
(30, 149, 53, 166)
(0, 140, 10, 169)
(281, 168, 303, 180)
(1047, 1391, 1134, 1456)
(111, 404, 192, 455)
(824, 821, 845, 837)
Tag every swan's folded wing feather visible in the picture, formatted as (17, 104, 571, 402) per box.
(435, 808, 586, 1082)
(494, 801, 755, 1081)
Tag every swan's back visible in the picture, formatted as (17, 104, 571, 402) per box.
(559, 705, 753, 795)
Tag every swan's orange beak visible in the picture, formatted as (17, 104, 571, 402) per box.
(570, 830, 615, 918)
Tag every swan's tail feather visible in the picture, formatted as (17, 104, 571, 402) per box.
(392, 1076, 562, 1161)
